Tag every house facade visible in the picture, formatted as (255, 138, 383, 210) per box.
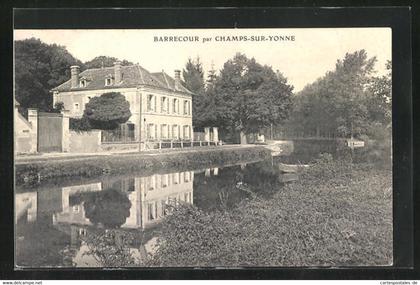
(51, 61, 193, 145)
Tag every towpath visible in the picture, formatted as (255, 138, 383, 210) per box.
(15, 144, 260, 165)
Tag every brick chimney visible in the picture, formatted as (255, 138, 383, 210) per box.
(70, 66, 80, 88)
(114, 61, 122, 84)
(174, 69, 181, 90)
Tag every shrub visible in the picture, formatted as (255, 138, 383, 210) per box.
(69, 117, 92, 132)
(83, 92, 131, 130)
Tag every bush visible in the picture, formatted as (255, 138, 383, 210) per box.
(69, 117, 92, 132)
(83, 92, 131, 130)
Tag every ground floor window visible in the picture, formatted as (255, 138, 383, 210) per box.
(147, 123, 157, 140)
(183, 125, 191, 139)
(172, 124, 178, 139)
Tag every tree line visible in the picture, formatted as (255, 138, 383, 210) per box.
(14, 38, 133, 114)
(15, 37, 391, 144)
(281, 50, 391, 143)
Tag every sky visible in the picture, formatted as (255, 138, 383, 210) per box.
(14, 28, 391, 92)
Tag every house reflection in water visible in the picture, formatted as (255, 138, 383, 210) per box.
(51, 170, 194, 230)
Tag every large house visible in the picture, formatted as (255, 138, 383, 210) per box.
(51, 61, 194, 145)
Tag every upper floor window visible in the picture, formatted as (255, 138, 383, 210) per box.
(173, 98, 179, 114)
(105, 77, 113, 86)
(183, 100, 190, 115)
(147, 94, 156, 112)
(161, 97, 169, 113)
(80, 80, 87, 88)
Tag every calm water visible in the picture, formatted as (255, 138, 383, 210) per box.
(15, 157, 298, 267)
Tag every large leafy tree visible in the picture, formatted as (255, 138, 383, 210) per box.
(213, 53, 293, 143)
(15, 38, 84, 113)
(84, 56, 133, 69)
(83, 92, 131, 130)
(286, 50, 380, 139)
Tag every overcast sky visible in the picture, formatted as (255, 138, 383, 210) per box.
(14, 28, 391, 92)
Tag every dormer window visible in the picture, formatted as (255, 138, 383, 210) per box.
(79, 80, 87, 88)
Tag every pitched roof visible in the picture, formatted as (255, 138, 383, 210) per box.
(151, 71, 193, 94)
(52, 64, 193, 95)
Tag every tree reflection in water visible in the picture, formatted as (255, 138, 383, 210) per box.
(72, 188, 132, 228)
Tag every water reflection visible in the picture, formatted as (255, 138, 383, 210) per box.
(15, 159, 298, 267)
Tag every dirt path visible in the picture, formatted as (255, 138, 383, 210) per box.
(15, 144, 259, 165)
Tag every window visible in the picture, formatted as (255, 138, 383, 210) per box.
(173, 172, 179, 184)
(172, 125, 178, 139)
(183, 100, 188, 115)
(161, 97, 169, 113)
(80, 80, 87, 87)
(105, 78, 113, 86)
(160, 124, 168, 139)
(161, 174, 169, 188)
(74, 103, 80, 111)
(184, 171, 191, 182)
(147, 203, 155, 221)
(183, 125, 190, 139)
(147, 94, 155, 111)
(173, 98, 178, 113)
(147, 176, 156, 191)
(183, 100, 191, 115)
(147, 123, 155, 139)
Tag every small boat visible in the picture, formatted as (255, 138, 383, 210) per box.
(278, 173, 299, 183)
(277, 163, 309, 173)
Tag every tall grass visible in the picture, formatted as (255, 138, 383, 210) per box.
(149, 159, 392, 267)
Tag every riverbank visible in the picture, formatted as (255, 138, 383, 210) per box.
(150, 158, 392, 267)
(15, 145, 271, 186)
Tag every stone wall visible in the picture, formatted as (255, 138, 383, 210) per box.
(15, 107, 37, 154)
(68, 130, 101, 153)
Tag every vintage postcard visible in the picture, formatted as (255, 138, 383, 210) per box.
(14, 27, 392, 268)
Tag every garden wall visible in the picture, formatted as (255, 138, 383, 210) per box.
(69, 130, 101, 153)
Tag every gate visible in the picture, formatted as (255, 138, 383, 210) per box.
(38, 112, 63, 152)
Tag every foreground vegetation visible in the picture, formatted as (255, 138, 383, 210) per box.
(149, 156, 392, 267)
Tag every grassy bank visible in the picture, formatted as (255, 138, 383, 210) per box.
(149, 157, 392, 267)
(15, 146, 271, 186)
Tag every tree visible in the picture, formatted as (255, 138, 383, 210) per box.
(366, 60, 392, 128)
(83, 92, 131, 130)
(213, 53, 293, 143)
(84, 56, 133, 69)
(182, 57, 208, 128)
(285, 50, 379, 139)
(15, 38, 84, 114)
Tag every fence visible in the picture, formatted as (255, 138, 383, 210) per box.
(101, 128, 136, 143)
(143, 139, 219, 150)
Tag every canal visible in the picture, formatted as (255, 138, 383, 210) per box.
(15, 156, 299, 267)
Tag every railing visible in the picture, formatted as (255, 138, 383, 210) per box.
(143, 139, 220, 150)
(101, 129, 136, 143)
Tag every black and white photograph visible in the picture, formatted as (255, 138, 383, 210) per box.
(13, 27, 394, 268)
